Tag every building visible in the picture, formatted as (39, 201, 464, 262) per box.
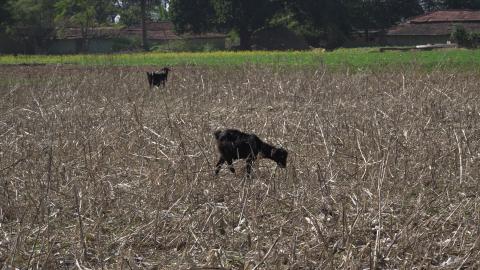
(0, 21, 227, 54)
(49, 21, 227, 54)
(386, 10, 480, 46)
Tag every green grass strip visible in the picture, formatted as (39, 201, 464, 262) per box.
(1, 48, 479, 70)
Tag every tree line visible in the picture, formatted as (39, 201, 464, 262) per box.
(0, 0, 168, 52)
(0, 0, 479, 52)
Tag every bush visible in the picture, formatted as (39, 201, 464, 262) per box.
(325, 28, 347, 51)
(470, 32, 480, 47)
(201, 42, 215, 52)
(451, 25, 479, 48)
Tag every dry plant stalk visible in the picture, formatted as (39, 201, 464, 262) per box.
(0, 65, 480, 269)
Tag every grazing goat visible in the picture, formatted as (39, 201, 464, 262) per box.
(214, 129, 288, 177)
(147, 67, 170, 88)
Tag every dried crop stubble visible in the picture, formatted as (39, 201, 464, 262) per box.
(0, 65, 480, 269)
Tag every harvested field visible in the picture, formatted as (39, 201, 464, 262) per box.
(1, 65, 480, 269)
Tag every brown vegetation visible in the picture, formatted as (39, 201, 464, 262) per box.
(1, 65, 480, 269)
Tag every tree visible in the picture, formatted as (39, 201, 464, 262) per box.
(443, 0, 480, 9)
(283, 0, 422, 49)
(0, 0, 11, 32)
(170, 0, 283, 50)
(285, 0, 351, 49)
(5, 0, 56, 53)
(396, 0, 424, 18)
(421, 0, 480, 10)
(55, 0, 114, 52)
(116, 0, 166, 50)
(140, 0, 147, 50)
(55, 0, 95, 52)
(347, 0, 422, 42)
(169, 0, 215, 33)
(153, 1, 170, 21)
(421, 0, 442, 11)
(115, 0, 142, 26)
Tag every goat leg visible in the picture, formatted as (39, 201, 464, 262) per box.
(245, 157, 254, 177)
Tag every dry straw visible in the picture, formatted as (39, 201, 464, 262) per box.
(0, 64, 479, 269)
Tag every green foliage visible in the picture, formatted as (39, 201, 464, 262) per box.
(54, 0, 114, 29)
(169, 0, 282, 50)
(201, 42, 216, 52)
(1, 49, 480, 72)
(93, 0, 117, 23)
(6, 0, 55, 30)
(117, 0, 168, 26)
(451, 25, 480, 48)
(116, 1, 142, 26)
(151, 2, 170, 21)
(452, 25, 470, 47)
(4, 0, 56, 52)
(55, 0, 96, 28)
(0, 0, 11, 32)
(285, 0, 351, 49)
(55, 0, 114, 52)
(422, 0, 480, 10)
(170, 0, 424, 50)
(169, 0, 216, 33)
(292, 24, 323, 47)
(348, 0, 422, 30)
(443, 0, 480, 9)
(54, 0, 96, 52)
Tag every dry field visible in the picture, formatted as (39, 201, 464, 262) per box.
(1, 64, 480, 269)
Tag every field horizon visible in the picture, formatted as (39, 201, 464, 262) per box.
(1, 48, 480, 71)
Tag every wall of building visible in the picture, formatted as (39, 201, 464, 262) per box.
(150, 37, 226, 52)
(44, 37, 226, 54)
(48, 39, 118, 54)
(251, 26, 309, 50)
(88, 39, 117, 53)
(187, 37, 226, 50)
(47, 40, 78, 54)
(0, 34, 38, 54)
(386, 35, 451, 46)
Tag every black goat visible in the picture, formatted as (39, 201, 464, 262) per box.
(214, 129, 288, 176)
(147, 67, 170, 88)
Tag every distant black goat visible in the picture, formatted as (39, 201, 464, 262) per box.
(214, 129, 288, 176)
(147, 67, 170, 88)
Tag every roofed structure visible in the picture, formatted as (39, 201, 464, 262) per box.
(47, 21, 227, 54)
(388, 22, 480, 36)
(386, 10, 480, 46)
(58, 21, 226, 41)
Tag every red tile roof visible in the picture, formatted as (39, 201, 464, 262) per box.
(387, 10, 480, 36)
(58, 21, 226, 40)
